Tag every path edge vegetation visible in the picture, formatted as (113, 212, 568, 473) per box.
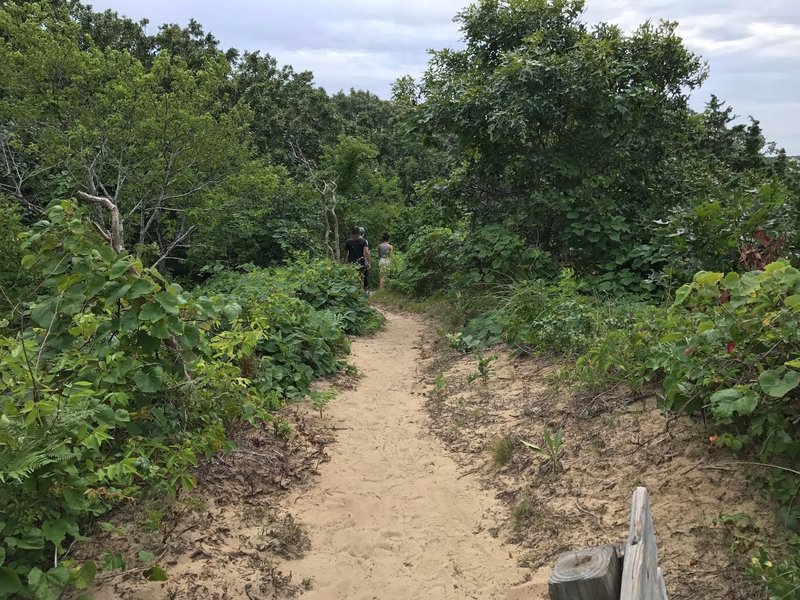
(2, 0, 800, 598)
(376, 245, 800, 598)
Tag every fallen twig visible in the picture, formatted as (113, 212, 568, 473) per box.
(574, 498, 603, 529)
(96, 547, 169, 581)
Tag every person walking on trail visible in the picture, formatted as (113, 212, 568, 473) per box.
(377, 232, 394, 290)
(358, 226, 370, 291)
(344, 226, 370, 290)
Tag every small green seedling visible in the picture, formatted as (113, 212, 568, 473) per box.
(310, 389, 336, 417)
(467, 354, 498, 384)
(431, 372, 448, 399)
(520, 428, 564, 473)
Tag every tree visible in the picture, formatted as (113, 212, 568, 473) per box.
(421, 0, 707, 269)
(187, 162, 321, 271)
(0, 2, 251, 268)
(235, 52, 339, 166)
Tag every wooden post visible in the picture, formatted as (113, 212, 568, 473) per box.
(548, 545, 621, 600)
(620, 487, 668, 600)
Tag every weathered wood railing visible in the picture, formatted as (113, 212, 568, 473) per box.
(549, 487, 667, 600)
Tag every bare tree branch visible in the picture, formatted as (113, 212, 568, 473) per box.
(290, 140, 340, 261)
(74, 191, 125, 253)
(151, 225, 196, 270)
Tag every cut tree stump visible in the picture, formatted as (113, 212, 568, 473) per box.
(548, 545, 621, 600)
(547, 487, 668, 600)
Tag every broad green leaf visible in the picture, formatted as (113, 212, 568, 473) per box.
(6, 527, 44, 550)
(139, 301, 165, 322)
(733, 272, 761, 297)
(179, 326, 201, 348)
(758, 369, 800, 398)
(102, 552, 126, 572)
(144, 566, 167, 581)
(21, 254, 36, 269)
(133, 366, 164, 394)
(784, 295, 800, 311)
(694, 271, 722, 286)
(138, 550, 154, 563)
(109, 259, 131, 278)
(28, 565, 69, 600)
(722, 272, 740, 288)
(785, 359, 800, 369)
(148, 319, 170, 339)
(155, 291, 180, 315)
(85, 274, 107, 297)
(30, 299, 58, 327)
(72, 560, 96, 589)
(223, 302, 242, 321)
(127, 278, 155, 299)
(63, 488, 86, 512)
(710, 388, 758, 421)
(0, 567, 22, 594)
(135, 331, 161, 353)
(696, 319, 715, 333)
(99, 522, 124, 535)
(42, 519, 68, 547)
(96, 244, 117, 264)
(120, 309, 140, 332)
(105, 283, 132, 306)
(673, 284, 691, 305)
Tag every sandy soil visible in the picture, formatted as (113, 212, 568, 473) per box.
(74, 310, 546, 599)
(417, 335, 783, 600)
(280, 310, 545, 599)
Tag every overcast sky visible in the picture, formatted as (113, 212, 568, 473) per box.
(88, 0, 800, 154)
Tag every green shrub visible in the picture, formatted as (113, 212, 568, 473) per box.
(0, 197, 32, 319)
(0, 201, 375, 598)
(389, 226, 464, 296)
(652, 262, 800, 520)
(451, 224, 556, 288)
(390, 224, 557, 298)
(499, 269, 601, 357)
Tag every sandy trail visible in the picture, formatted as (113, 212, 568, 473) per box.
(284, 310, 545, 599)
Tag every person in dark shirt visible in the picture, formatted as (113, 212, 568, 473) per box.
(344, 226, 370, 289)
(358, 226, 370, 290)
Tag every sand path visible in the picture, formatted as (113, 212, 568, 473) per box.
(284, 310, 544, 599)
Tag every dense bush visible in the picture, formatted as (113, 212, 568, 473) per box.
(200, 258, 382, 335)
(571, 262, 800, 501)
(451, 224, 557, 288)
(575, 262, 800, 596)
(499, 270, 605, 357)
(186, 164, 323, 273)
(0, 202, 379, 599)
(0, 198, 31, 317)
(387, 224, 556, 297)
(387, 226, 464, 296)
(656, 263, 799, 509)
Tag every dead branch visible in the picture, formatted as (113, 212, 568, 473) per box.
(290, 140, 340, 261)
(152, 225, 196, 270)
(74, 191, 125, 253)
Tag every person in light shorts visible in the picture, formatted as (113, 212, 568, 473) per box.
(377, 232, 394, 289)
